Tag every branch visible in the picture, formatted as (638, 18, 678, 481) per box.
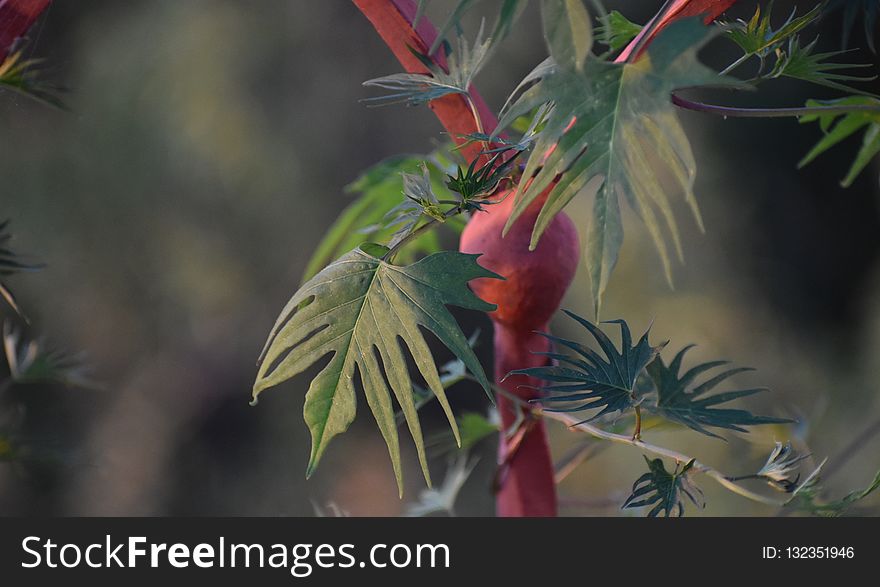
(353, 0, 501, 163)
(672, 93, 880, 118)
(465, 375, 788, 507)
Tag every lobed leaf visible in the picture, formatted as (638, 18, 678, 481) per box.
(511, 311, 665, 422)
(623, 456, 704, 517)
(541, 0, 593, 72)
(799, 96, 880, 187)
(645, 345, 792, 439)
(254, 245, 500, 495)
(495, 19, 741, 315)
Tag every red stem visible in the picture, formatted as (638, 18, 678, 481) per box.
(353, 0, 739, 517)
(0, 0, 52, 61)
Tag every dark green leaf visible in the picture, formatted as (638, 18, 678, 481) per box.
(253, 245, 500, 495)
(623, 456, 704, 517)
(541, 0, 593, 72)
(510, 312, 665, 421)
(496, 19, 740, 315)
(798, 96, 880, 187)
(645, 345, 791, 439)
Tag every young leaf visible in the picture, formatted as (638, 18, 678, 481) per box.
(495, 19, 741, 315)
(754, 441, 810, 492)
(405, 454, 479, 517)
(253, 244, 500, 495)
(0, 50, 64, 109)
(0, 220, 42, 317)
(787, 460, 880, 516)
(623, 456, 704, 517)
(3, 321, 94, 389)
(724, 3, 823, 73)
(644, 345, 791, 439)
(798, 96, 880, 187)
(385, 163, 447, 247)
(301, 155, 460, 282)
(595, 10, 643, 52)
(541, 0, 593, 72)
(510, 312, 665, 421)
(363, 23, 490, 107)
(765, 36, 876, 95)
(425, 0, 530, 56)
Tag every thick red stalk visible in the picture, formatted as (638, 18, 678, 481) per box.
(0, 0, 51, 61)
(353, 0, 738, 517)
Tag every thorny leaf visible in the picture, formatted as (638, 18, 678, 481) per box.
(764, 36, 876, 94)
(595, 10, 643, 53)
(0, 50, 64, 109)
(724, 2, 823, 74)
(787, 460, 880, 516)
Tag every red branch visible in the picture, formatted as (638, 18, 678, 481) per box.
(0, 0, 51, 61)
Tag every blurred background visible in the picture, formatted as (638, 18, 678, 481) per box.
(1, 0, 879, 516)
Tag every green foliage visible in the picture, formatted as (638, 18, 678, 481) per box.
(418, 0, 530, 56)
(445, 151, 515, 205)
(362, 24, 490, 107)
(2, 322, 93, 389)
(623, 456, 704, 517)
(645, 345, 791, 440)
(765, 37, 876, 95)
(595, 10, 643, 52)
(799, 96, 880, 187)
(0, 51, 64, 109)
(253, 244, 499, 495)
(301, 155, 462, 281)
(541, 0, 593, 73)
(496, 19, 739, 314)
(510, 311, 665, 421)
(386, 163, 448, 247)
(0, 220, 42, 317)
(725, 2, 823, 71)
(786, 462, 880, 516)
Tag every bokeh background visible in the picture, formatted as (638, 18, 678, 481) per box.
(1, 0, 879, 516)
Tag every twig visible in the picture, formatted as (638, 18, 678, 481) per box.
(672, 93, 880, 118)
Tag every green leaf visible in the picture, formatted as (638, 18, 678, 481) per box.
(787, 460, 880, 516)
(645, 345, 791, 439)
(510, 311, 665, 421)
(799, 96, 880, 187)
(2, 322, 95, 389)
(496, 19, 740, 315)
(725, 2, 822, 66)
(253, 245, 500, 495)
(766, 36, 876, 95)
(0, 220, 42, 317)
(595, 10, 643, 52)
(301, 155, 460, 282)
(0, 50, 65, 109)
(541, 0, 593, 72)
(623, 456, 704, 517)
(363, 23, 490, 107)
(427, 0, 530, 56)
